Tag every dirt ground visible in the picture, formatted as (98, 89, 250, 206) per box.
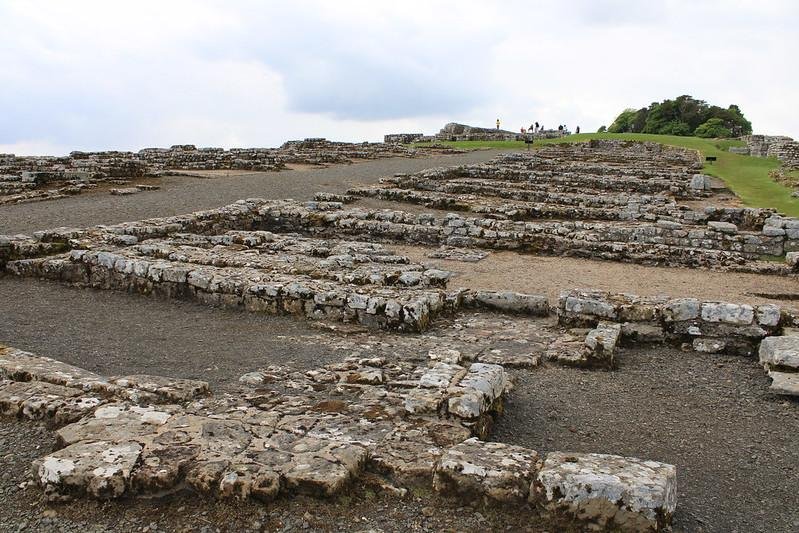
(2, 152, 799, 532)
(393, 245, 799, 306)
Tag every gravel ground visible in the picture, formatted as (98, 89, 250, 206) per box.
(0, 151, 503, 235)
(393, 245, 799, 306)
(493, 346, 799, 533)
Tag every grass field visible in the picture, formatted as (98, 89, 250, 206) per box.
(419, 133, 799, 217)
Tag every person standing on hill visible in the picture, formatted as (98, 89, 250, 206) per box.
(496, 118, 501, 130)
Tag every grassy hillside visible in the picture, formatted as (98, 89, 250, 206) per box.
(422, 133, 799, 217)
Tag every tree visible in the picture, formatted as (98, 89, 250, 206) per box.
(606, 96, 752, 137)
(607, 109, 637, 133)
(694, 118, 732, 138)
(597, 125, 607, 133)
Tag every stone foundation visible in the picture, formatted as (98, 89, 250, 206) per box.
(0, 344, 676, 531)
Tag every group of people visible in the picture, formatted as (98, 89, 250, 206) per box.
(495, 118, 580, 136)
(519, 122, 580, 135)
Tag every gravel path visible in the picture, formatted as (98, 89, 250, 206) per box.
(0, 151, 503, 235)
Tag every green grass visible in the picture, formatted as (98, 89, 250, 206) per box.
(416, 133, 799, 216)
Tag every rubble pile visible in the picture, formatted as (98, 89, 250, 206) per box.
(0, 344, 677, 530)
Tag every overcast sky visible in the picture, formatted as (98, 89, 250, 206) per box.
(1, 0, 797, 155)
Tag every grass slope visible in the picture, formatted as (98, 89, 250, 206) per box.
(422, 133, 799, 217)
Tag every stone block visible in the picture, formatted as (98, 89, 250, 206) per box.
(474, 290, 550, 316)
(34, 441, 142, 501)
(662, 298, 700, 322)
(707, 221, 738, 234)
(700, 302, 754, 325)
(767, 371, 799, 396)
(433, 438, 540, 504)
(759, 336, 799, 370)
(533, 452, 677, 532)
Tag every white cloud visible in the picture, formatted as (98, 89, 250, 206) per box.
(0, 0, 796, 154)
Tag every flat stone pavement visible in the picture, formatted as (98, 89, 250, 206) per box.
(0, 150, 506, 235)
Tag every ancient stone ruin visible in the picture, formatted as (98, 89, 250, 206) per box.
(738, 134, 799, 169)
(0, 140, 461, 206)
(3, 138, 799, 531)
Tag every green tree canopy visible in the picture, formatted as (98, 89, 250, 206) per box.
(606, 96, 752, 137)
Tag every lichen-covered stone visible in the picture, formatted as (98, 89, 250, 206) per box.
(433, 437, 540, 504)
(34, 441, 142, 501)
(534, 452, 677, 532)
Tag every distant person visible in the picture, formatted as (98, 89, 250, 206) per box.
(521, 127, 526, 134)
(535, 121, 539, 131)
(496, 118, 501, 130)
(529, 123, 535, 132)
(558, 125, 563, 132)
(576, 126, 580, 134)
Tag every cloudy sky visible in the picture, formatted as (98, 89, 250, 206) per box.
(1, 0, 796, 155)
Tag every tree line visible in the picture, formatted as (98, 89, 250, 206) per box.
(602, 95, 752, 138)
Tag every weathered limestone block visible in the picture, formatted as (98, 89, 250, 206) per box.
(759, 336, 799, 370)
(473, 291, 550, 316)
(662, 298, 700, 322)
(447, 363, 507, 436)
(433, 437, 540, 504)
(583, 322, 622, 369)
(767, 371, 799, 396)
(707, 221, 738, 234)
(533, 452, 677, 532)
(692, 338, 728, 353)
(690, 174, 712, 191)
(700, 302, 754, 325)
(0, 380, 103, 427)
(34, 441, 143, 501)
(559, 290, 618, 325)
(619, 323, 665, 344)
(0, 345, 112, 393)
(111, 374, 209, 402)
(273, 434, 369, 497)
(56, 403, 176, 447)
(418, 362, 466, 389)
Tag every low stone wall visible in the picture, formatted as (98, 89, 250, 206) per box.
(558, 289, 783, 355)
(384, 133, 424, 144)
(741, 135, 799, 169)
(435, 123, 519, 142)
